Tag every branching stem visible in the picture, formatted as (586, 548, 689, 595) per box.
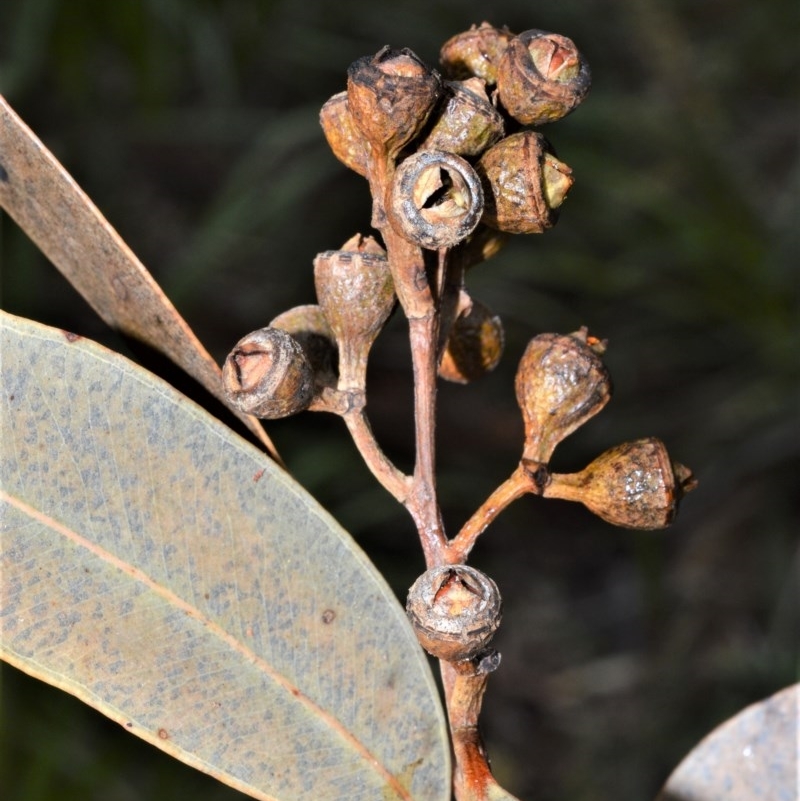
(447, 463, 538, 562)
(342, 408, 411, 503)
(356, 135, 516, 798)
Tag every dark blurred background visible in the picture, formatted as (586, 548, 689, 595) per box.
(1, 1, 797, 799)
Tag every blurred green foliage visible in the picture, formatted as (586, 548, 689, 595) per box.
(1, 1, 797, 799)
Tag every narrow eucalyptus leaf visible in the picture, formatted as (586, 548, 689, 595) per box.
(0, 95, 277, 458)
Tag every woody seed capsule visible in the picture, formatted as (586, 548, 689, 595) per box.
(388, 150, 484, 249)
(439, 299, 504, 384)
(314, 234, 396, 390)
(515, 329, 612, 464)
(222, 327, 314, 419)
(439, 22, 515, 85)
(477, 131, 574, 235)
(496, 29, 591, 126)
(346, 47, 441, 156)
(417, 78, 505, 158)
(544, 437, 697, 529)
(406, 565, 502, 662)
(319, 92, 369, 177)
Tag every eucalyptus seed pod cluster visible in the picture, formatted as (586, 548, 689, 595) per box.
(514, 329, 696, 528)
(318, 23, 590, 261)
(437, 25, 589, 239)
(313, 233, 396, 390)
(441, 24, 590, 125)
(406, 565, 502, 662)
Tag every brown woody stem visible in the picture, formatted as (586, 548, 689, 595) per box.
(365, 134, 507, 797)
(365, 143, 394, 231)
(444, 660, 492, 800)
(540, 470, 587, 502)
(379, 210, 448, 565)
(308, 387, 409, 501)
(405, 308, 448, 566)
(448, 463, 539, 562)
(343, 408, 411, 503)
(441, 653, 520, 801)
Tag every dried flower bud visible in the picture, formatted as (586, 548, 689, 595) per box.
(222, 327, 314, 419)
(439, 299, 504, 383)
(417, 78, 504, 157)
(477, 131, 574, 234)
(319, 92, 369, 177)
(515, 329, 612, 464)
(388, 150, 484, 249)
(406, 565, 502, 662)
(269, 305, 337, 387)
(544, 438, 697, 529)
(347, 47, 441, 155)
(314, 234, 396, 390)
(496, 29, 591, 125)
(439, 22, 515, 84)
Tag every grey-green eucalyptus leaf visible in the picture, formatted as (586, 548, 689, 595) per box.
(0, 311, 450, 801)
(657, 684, 799, 801)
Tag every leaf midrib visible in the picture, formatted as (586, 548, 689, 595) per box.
(1, 489, 414, 801)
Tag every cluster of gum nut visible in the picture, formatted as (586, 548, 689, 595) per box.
(222, 23, 696, 663)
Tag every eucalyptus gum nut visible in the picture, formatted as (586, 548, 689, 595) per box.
(515, 330, 612, 463)
(438, 300, 504, 384)
(388, 150, 484, 249)
(222, 327, 314, 419)
(319, 92, 369, 177)
(439, 22, 515, 84)
(313, 245, 395, 348)
(269, 304, 338, 385)
(477, 131, 573, 235)
(496, 29, 591, 125)
(406, 565, 502, 662)
(417, 78, 505, 158)
(313, 241, 396, 389)
(346, 47, 442, 154)
(545, 438, 697, 529)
